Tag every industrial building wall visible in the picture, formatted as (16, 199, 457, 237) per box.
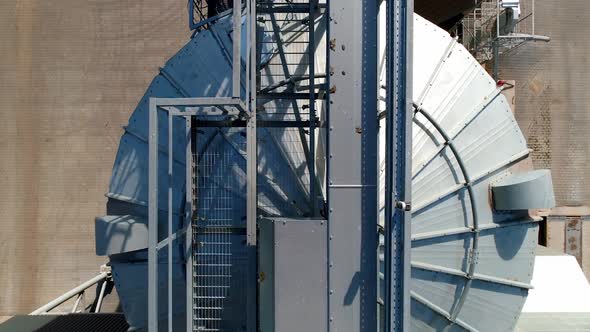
(498, 0, 590, 207)
(0, 0, 187, 316)
(498, 0, 590, 279)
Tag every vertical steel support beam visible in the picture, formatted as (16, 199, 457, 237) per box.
(148, 98, 159, 332)
(493, 39, 499, 81)
(233, 0, 242, 97)
(246, 0, 257, 331)
(185, 116, 194, 332)
(327, 0, 378, 330)
(167, 113, 174, 332)
(384, 0, 412, 331)
(308, 0, 317, 215)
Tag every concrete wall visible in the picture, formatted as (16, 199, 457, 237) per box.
(498, 0, 590, 207)
(0, 0, 187, 315)
(498, 1, 590, 279)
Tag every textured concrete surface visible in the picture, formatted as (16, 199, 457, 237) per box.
(0, 0, 187, 315)
(499, 0, 590, 207)
(498, 1, 590, 279)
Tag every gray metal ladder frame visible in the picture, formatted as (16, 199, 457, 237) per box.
(148, 97, 255, 332)
(147, 2, 258, 331)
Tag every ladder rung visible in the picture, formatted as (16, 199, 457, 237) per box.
(193, 263, 232, 267)
(194, 274, 232, 278)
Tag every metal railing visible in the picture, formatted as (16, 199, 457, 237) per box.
(30, 265, 112, 315)
(457, 0, 550, 78)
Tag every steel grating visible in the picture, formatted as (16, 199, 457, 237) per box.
(192, 130, 249, 332)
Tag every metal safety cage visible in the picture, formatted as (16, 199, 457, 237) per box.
(457, 0, 550, 79)
(148, 98, 256, 332)
(256, 0, 328, 218)
(188, 0, 234, 31)
(148, 1, 258, 331)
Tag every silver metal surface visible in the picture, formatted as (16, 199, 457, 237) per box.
(185, 115, 194, 332)
(232, 0, 242, 98)
(383, 0, 413, 330)
(95, 216, 149, 256)
(328, 1, 378, 330)
(492, 169, 555, 210)
(258, 218, 328, 332)
(377, 13, 554, 332)
(246, 2, 257, 331)
(30, 268, 110, 315)
(148, 98, 159, 332)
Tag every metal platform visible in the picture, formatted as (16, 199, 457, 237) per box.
(0, 314, 129, 332)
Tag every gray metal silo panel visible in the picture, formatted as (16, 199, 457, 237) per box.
(379, 11, 553, 331)
(259, 218, 328, 332)
(95, 215, 148, 256)
(492, 169, 556, 210)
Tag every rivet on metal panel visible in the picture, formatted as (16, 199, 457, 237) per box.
(329, 38, 336, 51)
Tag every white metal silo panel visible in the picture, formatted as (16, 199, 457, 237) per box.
(411, 193, 472, 235)
(475, 223, 538, 284)
(411, 268, 465, 316)
(411, 299, 465, 332)
(418, 47, 481, 116)
(455, 280, 529, 332)
(412, 15, 456, 104)
(380, 12, 540, 332)
(412, 234, 473, 272)
(453, 98, 529, 177)
(412, 149, 464, 209)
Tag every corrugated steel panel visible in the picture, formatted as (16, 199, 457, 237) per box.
(377, 14, 544, 332)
